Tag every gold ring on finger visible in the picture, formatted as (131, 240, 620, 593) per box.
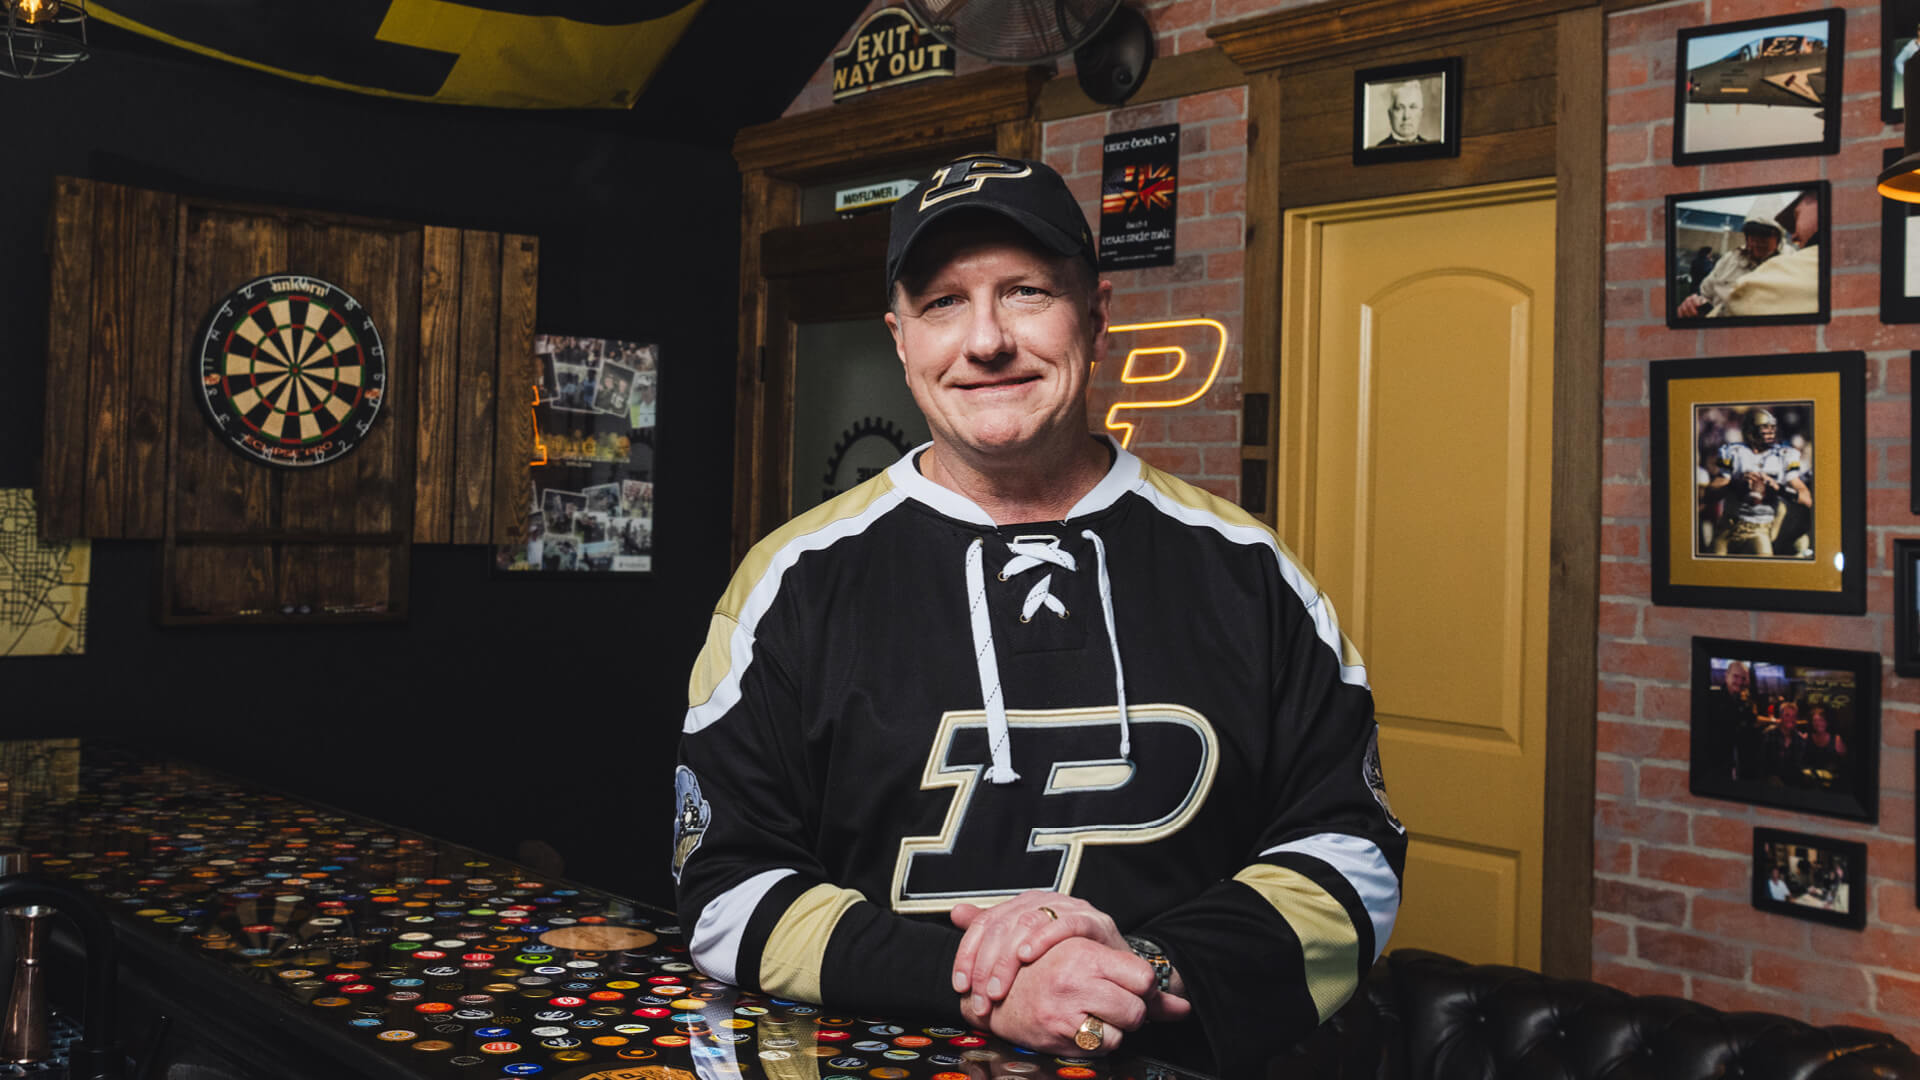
(1037, 905, 1058, 921)
(1074, 1014, 1105, 1051)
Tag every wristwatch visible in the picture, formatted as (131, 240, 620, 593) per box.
(1125, 934, 1173, 995)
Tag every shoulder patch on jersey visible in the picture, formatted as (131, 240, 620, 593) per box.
(672, 765, 712, 882)
(1364, 727, 1404, 834)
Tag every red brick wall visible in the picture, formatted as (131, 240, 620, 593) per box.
(1044, 92, 1248, 502)
(1602, 0, 1920, 1042)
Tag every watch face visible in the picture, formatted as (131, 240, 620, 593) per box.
(194, 273, 388, 468)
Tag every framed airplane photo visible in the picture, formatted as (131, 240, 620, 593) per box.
(1674, 9, 1845, 166)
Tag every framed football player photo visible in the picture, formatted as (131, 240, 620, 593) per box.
(1691, 636, 1879, 822)
(1352, 57, 1462, 166)
(1666, 182, 1829, 328)
(1674, 8, 1844, 165)
(1650, 353, 1864, 614)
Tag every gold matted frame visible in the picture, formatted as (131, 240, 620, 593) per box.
(1651, 353, 1864, 613)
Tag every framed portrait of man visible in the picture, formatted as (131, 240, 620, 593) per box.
(1352, 57, 1462, 166)
(1650, 352, 1864, 614)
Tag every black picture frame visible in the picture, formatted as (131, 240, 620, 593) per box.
(1692, 636, 1879, 822)
(1884, 0, 1918, 124)
(1896, 540, 1920, 675)
(1883, 151, 1920, 323)
(1666, 182, 1829, 329)
(1752, 826, 1867, 929)
(1674, 8, 1845, 166)
(1352, 57, 1462, 166)
(1650, 353, 1865, 613)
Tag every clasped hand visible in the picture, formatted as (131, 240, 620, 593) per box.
(948, 891, 1190, 1056)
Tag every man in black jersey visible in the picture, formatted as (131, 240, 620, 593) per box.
(674, 154, 1406, 1073)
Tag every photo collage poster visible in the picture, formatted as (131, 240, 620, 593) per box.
(497, 335, 659, 574)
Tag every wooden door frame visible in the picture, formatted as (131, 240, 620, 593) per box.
(1213, 0, 1603, 979)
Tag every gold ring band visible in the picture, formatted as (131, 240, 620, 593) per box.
(1038, 906, 1059, 921)
(1074, 1014, 1105, 1051)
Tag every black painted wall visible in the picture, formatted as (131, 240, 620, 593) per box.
(0, 46, 742, 909)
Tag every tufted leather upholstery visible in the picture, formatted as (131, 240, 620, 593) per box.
(1272, 949, 1920, 1080)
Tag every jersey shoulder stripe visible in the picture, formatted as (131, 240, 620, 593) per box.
(684, 473, 905, 730)
(1133, 464, 1369, 689)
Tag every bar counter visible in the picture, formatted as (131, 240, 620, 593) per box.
(2, 743, 1212, 1080)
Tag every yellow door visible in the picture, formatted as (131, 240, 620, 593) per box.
(1279, 179, 1556, 968)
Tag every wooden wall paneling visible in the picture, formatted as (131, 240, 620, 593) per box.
(414, 225, 463, 543)
(84, 182, 133, 539)
(41, 177, 95, 540)
(452, 229, 501, 544)
(761, 213, 889, 280)
(1542, 3, 1602, 981)
(172, 207, 285, 537)
(1209, 0, 1584, 72)
(343, 222, 404, 539)
(1278, 126, 1557, 210)
(124, 187, 178, 539)
(1241, 71, 1283, 526)
(1035, 47, 1246, 122)
(734, 66, 1046, 182)
(492, 234, 540, 545)
(385, 225, 423, 547)
(279, 219, 358, 537)
(170, 543, 274, 619)
(995, 117, 1041, 161)
(1275, 21, 1557, 163)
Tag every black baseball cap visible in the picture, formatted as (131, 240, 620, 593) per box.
(886, 154, 1098, 298)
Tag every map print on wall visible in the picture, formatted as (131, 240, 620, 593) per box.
(0, 490, 89, 656)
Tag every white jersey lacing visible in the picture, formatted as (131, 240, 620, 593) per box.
(965, 531, 1132, 785)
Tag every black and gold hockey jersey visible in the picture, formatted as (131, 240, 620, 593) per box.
(673, 442, 1406, 1073)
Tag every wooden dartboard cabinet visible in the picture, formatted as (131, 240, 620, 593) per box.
(39, 177, 538, 624)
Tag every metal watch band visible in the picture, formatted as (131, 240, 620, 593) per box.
(1125, 934, 1172, 995)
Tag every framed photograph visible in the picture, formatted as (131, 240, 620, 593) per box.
(497, 335, 660, 575)
(1651, 353, 1864, 613)
(1674, 9, 1844, 165)
(1885, 0, 1918, 124)
(1881, 151, 1920, 323)
(1895, 540, 1920, 675)
(1352, 57, 1462, 166)
(1666, 182, 1828, 328)
(1693, 637, 1879, 822)
(1752, 826, 1867, 929)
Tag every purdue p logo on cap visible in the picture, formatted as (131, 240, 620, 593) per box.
(917, 155, 1035, 210)
(886, 154, 1099, 297)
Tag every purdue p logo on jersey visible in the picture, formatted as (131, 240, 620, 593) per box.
(918, 155, 1035, 210)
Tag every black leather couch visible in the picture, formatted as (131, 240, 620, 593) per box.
(1275, 948, 1920, 1079)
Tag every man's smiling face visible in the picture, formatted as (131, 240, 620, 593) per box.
(885, 213, 1111, 471)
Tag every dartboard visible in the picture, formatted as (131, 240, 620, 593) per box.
(194, 273, 387, 468)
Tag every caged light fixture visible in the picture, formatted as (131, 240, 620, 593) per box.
(2, 0, 88, 80)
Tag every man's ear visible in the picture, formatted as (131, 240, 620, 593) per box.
(885, 309, 908, 370)
(1088, 279, 1115, 368)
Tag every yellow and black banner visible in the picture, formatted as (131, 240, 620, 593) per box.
(89, 0, 707, 109)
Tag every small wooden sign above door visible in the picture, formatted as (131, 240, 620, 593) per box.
(831, 7, 954, 101)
